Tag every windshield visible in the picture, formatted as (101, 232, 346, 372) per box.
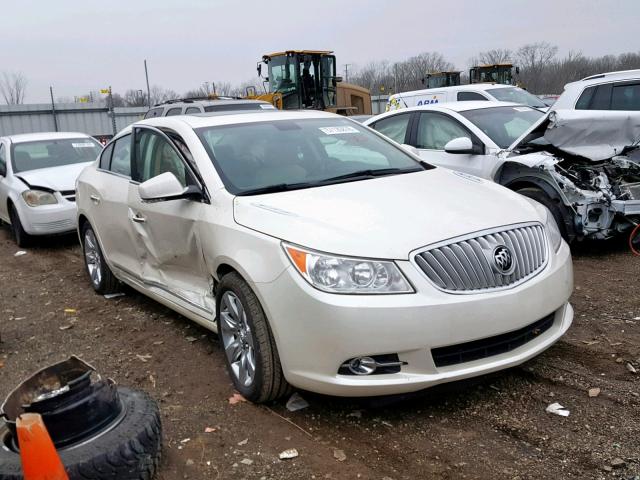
(460, 106, 544, 149)
(196, 118, 427, 195)
(486, 87, 547, 108)
(11, 138, 102, 173)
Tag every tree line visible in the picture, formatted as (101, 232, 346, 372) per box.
(349, 43, 640, 95)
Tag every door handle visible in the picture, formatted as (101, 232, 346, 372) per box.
(131, 213, 146, 223)
(90, 194, 101, 204)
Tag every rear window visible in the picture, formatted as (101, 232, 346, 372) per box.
(611, 82, 640, 110)
(12, 138, 102, 173)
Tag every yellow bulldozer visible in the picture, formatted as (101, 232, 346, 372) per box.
(247, 50, 371, 115)
(469, 63, 520, 85)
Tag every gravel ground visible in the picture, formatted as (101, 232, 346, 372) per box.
(0, 225, 638, 480)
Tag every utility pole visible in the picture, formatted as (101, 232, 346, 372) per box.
(108, 86, 117, 136)
(144, 59, 151, 108)
(49, 86, 58, 132)
(212, 81, 216, 96)
(394, 63, 398, 93)
(344, 64, 350, 83)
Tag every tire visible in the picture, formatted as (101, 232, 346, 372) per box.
(8, 204, 32, 248)
(216, 272, 292, 403)
(81, 222, 120, 294)
(517, 187, 571, 242)
(0, 387, 162, 480)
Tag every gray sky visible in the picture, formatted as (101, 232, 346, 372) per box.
(3, 0, 639, 103)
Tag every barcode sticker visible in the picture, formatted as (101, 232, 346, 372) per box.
(72, 142, 96, 148)
(319, 126, 360, 135)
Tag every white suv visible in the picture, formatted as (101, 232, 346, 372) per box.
(552, 69, 640, 111)
(76, 110, 573, 402)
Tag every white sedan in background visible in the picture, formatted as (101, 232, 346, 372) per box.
(364, 101, 545, 179)
(76, 110, 573, 402)
(0, 132, 102, 246)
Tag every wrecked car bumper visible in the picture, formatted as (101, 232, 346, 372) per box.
(256, 241, 573, 397)
(17, 201, 77, 235)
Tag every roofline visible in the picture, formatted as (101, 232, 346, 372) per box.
(263, 50, 334, 59)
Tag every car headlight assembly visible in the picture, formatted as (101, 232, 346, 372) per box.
(545, 209, 563, 252)
(283, 243, 414, 294)
(22, 190, 58, 207)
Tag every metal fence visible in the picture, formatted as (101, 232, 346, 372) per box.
(0, 103, 148, 139)
(371, 95, 389, 115)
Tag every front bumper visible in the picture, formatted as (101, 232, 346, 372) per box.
(17, 198, 77, 235)
(255, 241, 573, 397)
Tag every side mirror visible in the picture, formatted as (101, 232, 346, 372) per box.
(401, 144, 420, 156)
(444, 137, 475, 154)
(138, 172, 201, 202)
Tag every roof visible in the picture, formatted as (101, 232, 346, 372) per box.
(153, 99, 269, 108)
(137, 109, 341, 131)
(263, 50, 333, 58)
(391, 84, 515, 98)
(363, 101, 524, 124)
(581, 69, 640, 82)
(2, 131, 93, 143)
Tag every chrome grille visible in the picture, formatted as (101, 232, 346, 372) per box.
(414, 223, 548, 293)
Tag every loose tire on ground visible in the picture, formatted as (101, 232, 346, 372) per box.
(9, 205, 32, 248)
(216, 272, 292, 403)
(517, 187, 571, 242)
(0, 387, 162, 480)
(81, 222, 120, 294)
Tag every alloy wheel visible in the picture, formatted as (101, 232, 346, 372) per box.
(219, 291, 256, 387)
(84, 229, 102, 288)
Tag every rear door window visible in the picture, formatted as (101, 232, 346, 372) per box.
(370, 113, 411, 144)
(415, 112, 471, 150)
(99, 143, 114, 170)
(185, 107, 201, 114)
(165, 107, 183, 116)
(611, 82, 640, 110)
(457, 92, 488, 101)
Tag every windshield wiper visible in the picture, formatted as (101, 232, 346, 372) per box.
(236, 182, 316, 196)
(321, 167, 423, 183)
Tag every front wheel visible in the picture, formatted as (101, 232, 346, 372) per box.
(81, 222, 120, 294)
(9, 205, 32, 248)
(517, 187, 571, 242)
(216, 272, 291, 403)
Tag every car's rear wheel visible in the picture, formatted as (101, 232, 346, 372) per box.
(9, 204, 32, 248)
(81, 222, 120, 294)
(517, 187, 571, 242)
(216, 272, 291, 403)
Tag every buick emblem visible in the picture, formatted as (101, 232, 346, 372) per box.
(492, 245, 515, 274)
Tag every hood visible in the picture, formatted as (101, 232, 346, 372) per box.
(509, 109, 640, 161)
(15, 162, 92, 192)
(233, 168, 543, 259)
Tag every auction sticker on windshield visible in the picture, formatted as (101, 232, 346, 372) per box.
(72, 142, 97, 148)
(319, 126, 360, 135)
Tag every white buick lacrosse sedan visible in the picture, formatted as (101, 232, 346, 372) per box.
(76, 110, 573, 402)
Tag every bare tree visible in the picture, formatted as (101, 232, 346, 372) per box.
(0, 72, 28, 104)
(149, 85, 177, 104)
(123, 89, 147, 107)
(470, 48, 513, 66)
(515, 42, 558, 92)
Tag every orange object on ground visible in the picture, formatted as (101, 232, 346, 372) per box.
(16, 413, 69, 480)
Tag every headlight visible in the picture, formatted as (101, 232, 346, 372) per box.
(22, 190, 58, 207)
(283, 243, 414, 294)
(545, 209, 563, 252)
(522, 196, 563, 252)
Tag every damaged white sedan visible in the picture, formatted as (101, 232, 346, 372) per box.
(76, 110, 573, 402)
(502, 110, 640, 241)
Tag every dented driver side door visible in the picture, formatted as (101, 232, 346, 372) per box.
(127, 126, 213, 316)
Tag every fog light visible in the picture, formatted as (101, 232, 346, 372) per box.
(348, 356, 377, 375)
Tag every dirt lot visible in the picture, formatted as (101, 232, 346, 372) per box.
(0, 225, 638, 480)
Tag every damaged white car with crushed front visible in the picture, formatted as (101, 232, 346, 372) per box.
(76, 110, 573, 402)
(501, 110, 640, 242)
